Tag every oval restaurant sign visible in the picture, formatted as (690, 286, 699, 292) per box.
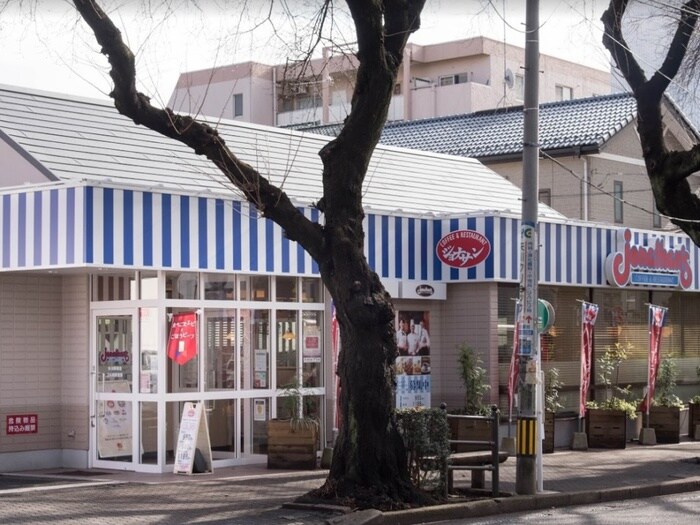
(436, 229, 491, 269)
(605, 229, 693, 289)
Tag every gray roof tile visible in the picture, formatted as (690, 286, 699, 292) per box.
(304, 93, 641, 160)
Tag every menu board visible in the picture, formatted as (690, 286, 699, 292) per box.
(173, 402, 213, 475)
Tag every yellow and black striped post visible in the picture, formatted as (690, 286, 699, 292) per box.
(517, 416, 537, 456)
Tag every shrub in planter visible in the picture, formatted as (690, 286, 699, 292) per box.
(543, 367, 563, 453)
(267, 380, 319, 469)
(457, 343, 490, 416)
(586, 342, 639, 448)
(449, 344, 492, 451)
(646, 356, 687, 444)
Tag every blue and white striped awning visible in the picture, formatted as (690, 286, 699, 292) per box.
(2, 182, 700, 291)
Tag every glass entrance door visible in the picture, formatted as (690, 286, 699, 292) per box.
(91, 311, 139, 469)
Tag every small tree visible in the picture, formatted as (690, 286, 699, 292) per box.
(655, 355, 684, 408)
(457, 343, 490, 415)
(544, 367, 564, 413)
(587, 341, 638, 418)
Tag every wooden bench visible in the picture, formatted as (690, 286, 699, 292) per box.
(444, 406, 507, 497)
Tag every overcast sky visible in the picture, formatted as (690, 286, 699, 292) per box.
(0, 0, 613, 103)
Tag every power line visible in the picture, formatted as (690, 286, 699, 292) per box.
(540, 150, 700, 224)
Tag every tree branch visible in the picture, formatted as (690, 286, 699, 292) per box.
(649, 0, 700, 97)
(602, 0, 647, 93)
(72, 0, 323, 259)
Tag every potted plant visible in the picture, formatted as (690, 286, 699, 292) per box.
(586, 342, 640, 449)
(646, 356, 688, 444)
(689, 365, 700, 440)
(543, 366, 563, 453)
(449, 343, 491, 451)
(267, 379, 319, 469)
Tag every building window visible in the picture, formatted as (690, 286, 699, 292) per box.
(515, 74, 524, 100)
(233, 93, 243, 117)
(438, 73, 469, 86)
(393, 83, 402, 95)
(614, 181, 624, 223)
(538, 188, 552, 206)
(555, 85, 573, 101)
(652, 198, 662, 228)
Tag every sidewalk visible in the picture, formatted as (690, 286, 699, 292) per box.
(1, 439, 699, 525)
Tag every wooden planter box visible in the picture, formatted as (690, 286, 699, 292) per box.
(586, 409, 628, 449)
(690, 402, 700, 441)
(543, 411, 555, 454)
(647, 406, 688, 444)
(267, 419, 318, 469)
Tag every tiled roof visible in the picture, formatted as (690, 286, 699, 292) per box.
(0, 84, 564, 220)
(304, 93, 641, 160)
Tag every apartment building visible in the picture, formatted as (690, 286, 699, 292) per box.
(168, 36, 611, 128)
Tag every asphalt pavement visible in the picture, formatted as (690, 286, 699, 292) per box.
(1, 439, 699, 525)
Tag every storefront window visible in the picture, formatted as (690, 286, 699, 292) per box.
(276, 310, 298, 388)
(165, 272, 199, 299)
(204, 273, 235, 300)
(140, 272, 158, 299)
(207, 399, 237, 459)
(204, 309, 237, 390)
(139, 402, 158, 464)
(139, 307, 158, 393)
(302, 311, 323, 387)
(240, 276, 269, 301)
(92, 274, 136, 301)
(276, 277, 298, 302)
(96, 314, 133, 391)
(244, 398, 270, 454)
(301, 277, 323, 303)
(239, 309, 270, 389)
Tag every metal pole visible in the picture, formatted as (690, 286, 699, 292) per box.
(515, 0, 540, 496)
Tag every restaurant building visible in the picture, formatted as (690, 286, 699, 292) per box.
(0, 85, 698, 473)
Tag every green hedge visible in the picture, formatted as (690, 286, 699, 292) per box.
(395, 407, 450, 494)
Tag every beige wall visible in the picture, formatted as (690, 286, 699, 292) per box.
(401, 282, 500, 411)
(0, 274, 89, 462)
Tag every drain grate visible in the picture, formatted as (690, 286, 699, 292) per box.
(679, 457, 700, 465)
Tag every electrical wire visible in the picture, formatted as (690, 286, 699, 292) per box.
(540, 149, 700, 224)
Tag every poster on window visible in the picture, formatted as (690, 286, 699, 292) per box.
(167, 312, 198, 365)
(254, 399, 267, 421)
(303, 325, 321, 363)
(394, 310, 431, 408)
(97, 380, 132, 459)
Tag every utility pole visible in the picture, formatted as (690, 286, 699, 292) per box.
(516, 0, 541, 495)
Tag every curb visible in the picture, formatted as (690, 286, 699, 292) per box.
(326, 477, 700, 525)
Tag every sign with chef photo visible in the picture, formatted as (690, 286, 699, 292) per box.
(394, 310, 431, 408)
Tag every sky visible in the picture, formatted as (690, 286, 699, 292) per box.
(0, 0, 614, 104)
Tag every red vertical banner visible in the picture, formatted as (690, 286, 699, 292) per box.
(507, 301, 521, 420)
(331, 303, 341, 432)
(579, 302, 599, 418)
(167, 312, 198, 365)
(640, 305, 667, 414)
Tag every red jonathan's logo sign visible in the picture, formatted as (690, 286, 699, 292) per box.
(436, 229, 491, 269)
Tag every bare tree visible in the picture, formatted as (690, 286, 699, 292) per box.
(71, 0, 428, 510)
(602, 0, 700, 246)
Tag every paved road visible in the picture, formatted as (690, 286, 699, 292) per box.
(0, 473, 335, 525)
(430, 491, 700, 524)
